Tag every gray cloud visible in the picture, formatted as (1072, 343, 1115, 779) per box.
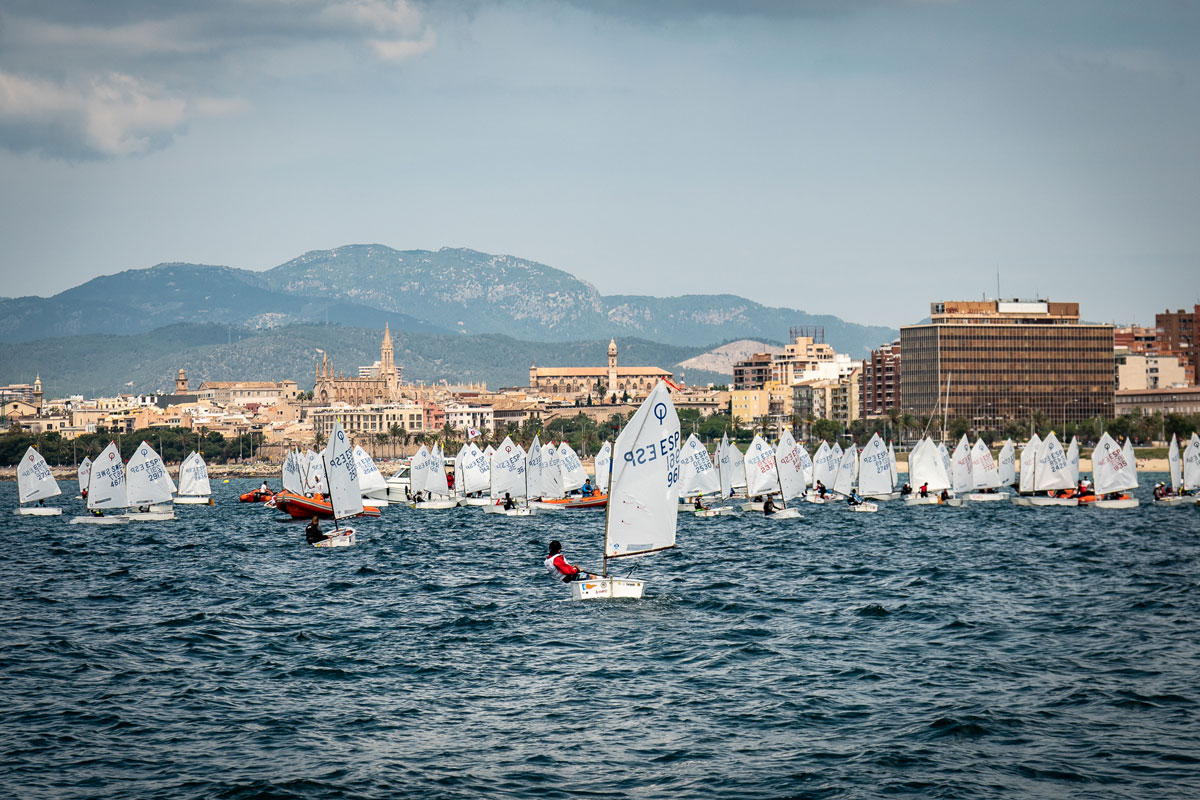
(0, 0, 435, 158)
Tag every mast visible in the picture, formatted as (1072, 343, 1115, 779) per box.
(601, 453, 615, 577)
(773, 450, 786, 510)
(323, 452, 339, 530)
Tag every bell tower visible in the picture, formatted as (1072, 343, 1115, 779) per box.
(607, 338, 618, 393)
(176, 368, 188, 394)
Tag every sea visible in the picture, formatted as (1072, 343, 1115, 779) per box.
(3, 477, 1198, 800)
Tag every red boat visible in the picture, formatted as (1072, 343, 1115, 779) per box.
(534, 493, 608, 510)
(273, 490, 381, 519)
(239, 489, 275, 503)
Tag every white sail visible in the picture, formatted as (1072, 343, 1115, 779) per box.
(409, 445, 431, 495)
(997, 439, 1016, 486)
(857, 434, 892, 497)
(811, 441, 836, 488)
(970, 440, 1001, 490)
(558, 442, 588, 493)
(951, 435, 973, 494)
(177, 451, 212, 497)
(799, 443, 814, 487)
(774, 431, 807, 502)
(323, 422, 363, 520)
(540, 443, 564, 498)
(726, 442, 746, 489)
(1121, 437, 1139, 490)
(832, 443, 858, 496)
(717, 434, 733, 499)
(937, 442, 953, 488)
(1018, 434, 1041, 493)
(526, 435, 543, 498)
(605, 381, 680, 560)
(1066, 436, 1080, 484)
(126, 441, 176, 505)
(282, 450, 305, 494)
(353, 445, 387, 493)
(1167, 434, 1181, 492)
(483, 444, 495, 471)
(490, 437, 527, 499)
(744, 434, 778, 497)
(1181, 433, 1200, 491)
(17, 447, 61, 505)
(678, 434, 720, 497)
(909, 437, 951, 492)
(87, 442, 128, 510)
(593, 441, 612, 488)
(1091, 433, 1138, 495)
(305, 449, 327, 494)
(77, 456, 92, 494)
(459, 442, 491, 495)
(1033, 432, 1074, 492)
(426, 443, 450, 497)
(887, 441, 899, 490)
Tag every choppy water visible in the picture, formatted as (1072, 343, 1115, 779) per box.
(3, 477, 1199, 799)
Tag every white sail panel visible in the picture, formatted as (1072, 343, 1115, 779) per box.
(126, 441, 176, 505)
(775, 431, 807, 502)
(606, 382, 680, 559)
(305, 450, 327, 494)
(593, 441, 612, 489)
(909, 437, 951, 492)
(526, 435, 543, 498)
(744, 434, 778, 497)
(426, 444, 450, 497)
(1066, 436, 1080, 484)
(726, 442, 746, 489)
(887, 441, 898, 490)
(1182, 433, 1200, 491)
(540, 444, 564, 498)
(87, 442, 128, 510)
(832, 444, 858, 496)
(1168, 434, 1182, 492)
(951, 435, 973, 494)
(810, 441, 835, 488)
(282, 450, 305, 494)
(678, 434, 720, 497)
(178, 451, 212, 497)
(1034, 433, 1074, 492)
(353, 445, 387, 493)
(970, 440, 1001, 490)
(409, 445, 431, 494)
(459, 443, 491, 495)
(717, 434, 732, 498)
(799, 444, 814, 487)
(1018, 434, 1041, 493)
(490, 437, 527, 499)
(857, 434, 892, 497)
(17, 447, 61, 505)
(323, 422, 364, 520)
(997, 440, 1016, 487)
(558, 442, 588, 493)
(1121, 438, 1139, 490)
(77, 456, 91, 494)
(1091, 433, 1138, 495)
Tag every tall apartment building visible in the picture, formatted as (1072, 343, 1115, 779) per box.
(1155, 306, 1198, 385)
(900, 300, 1113, 431)
(861, 339, 901, 416)
(732, 353, 775, 391)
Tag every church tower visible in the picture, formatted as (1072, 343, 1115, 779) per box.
(33, 374, 43, 411)
(380, 323, 400, 395)
(607, 338, 618, 394)
(175, 368, 188, 394)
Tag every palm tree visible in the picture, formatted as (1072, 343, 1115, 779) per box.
(314, 431, 326, 449)
(389, 424, 404, 458)
(374, 432, 388, 459)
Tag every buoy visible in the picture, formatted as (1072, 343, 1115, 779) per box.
(223, 479, 230, 483)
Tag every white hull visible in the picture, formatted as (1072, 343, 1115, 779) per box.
(530, 500, 567, 511)
(804, 494, 828, 504)
(863, 492, 900, 501)
(413, 499, 457, 510)
(570, 576, 645, 600)
(362, 496, 388, 508)
(848, 502, 879, 513)
(741, 501, 763, 512)
(1153, 497, 1186, 507)
(70, 515, 130, 525)
(967, 492, 1010, 502)
(15, 507, 63, 516)
(501, 507, 535, 516)
(457, 497, 491, 507)
(904, 495, 943, 506)
(765, 507, 802, 519)
(128, 510, 176, 521)
(314, 527, 356, 547)
(173, 495, 212, 505)
(364, 488, 390, 502)
(149, 503, 174, 513)
(1026, 496, 1079, 507)
(1092, 498, 1140, 509)
(694, 505, 737, 517)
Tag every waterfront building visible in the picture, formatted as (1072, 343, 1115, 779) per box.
(1155, 306, 1198, 385)
(1115, 386, 1200, 416)
(861, 339, 901, 416)
(313, 325, 403, 405)
(444, 403, 495, 435)
(1114, 352, 1188, 391)
(311, 403, 427, 441)
(900, 300, 1113, 431)
(732, 353, 774, 391)
(528, 339, 672, 401)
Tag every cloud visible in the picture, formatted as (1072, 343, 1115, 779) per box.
(0, 0, 436, 159)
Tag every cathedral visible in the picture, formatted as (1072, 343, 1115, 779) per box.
(528, 338, 672, 400)
(313, 325, 403, 406)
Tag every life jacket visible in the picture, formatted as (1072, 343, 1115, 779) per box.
(545, 553, 577, 581)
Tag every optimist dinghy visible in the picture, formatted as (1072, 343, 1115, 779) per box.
(174, 451, 213, 505)
(486, 436, 537, 516)
(71, 442, 130, 525)
(312, 421, 362, 547)
(15, 446, 63, 516)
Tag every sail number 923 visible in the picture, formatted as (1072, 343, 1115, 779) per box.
(623, 432, 682, 486)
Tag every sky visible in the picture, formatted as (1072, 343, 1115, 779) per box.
(1, 0, 1198, 329)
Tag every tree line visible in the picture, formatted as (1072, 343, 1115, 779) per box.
(0, 427, 260, 468)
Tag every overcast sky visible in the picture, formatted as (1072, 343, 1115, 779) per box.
(1, 0, 1197, 329)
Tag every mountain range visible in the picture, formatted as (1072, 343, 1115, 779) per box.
(0, 245, 899, 396)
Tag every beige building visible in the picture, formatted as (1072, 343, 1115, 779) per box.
(313, 325, 403, 406)
(444, 403, 495, 435)
(529, 339, 672, 401)
(199, 379, 301, 406)
(1114, 352, 1188, 391)
(311, 403, 427, 440)
(771, 335, 855, 385)
(1115, 386, 1200, 416)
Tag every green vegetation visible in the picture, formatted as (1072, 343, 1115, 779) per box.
(0, 427, 260, 468)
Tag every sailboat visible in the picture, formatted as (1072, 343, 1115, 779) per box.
(535, 441, 606, 509)
(831, 442, 859, 500)
(487, 436, 534, 516)
(904, 437, 952, 506)
(412, 443, 457, 509)
(76, 456, 91, 499)
(1182, 433, 1200, 506)
(126, 441, 177, 520)
(1155, 433, 1184, 506)
(71, 442, 131, 525)
(741, 433, 779, 512)
(697, 433, 737, 517)
(15, 446, 63, 515)
(354, 445, 390, 508)
(677, 433, 720, 507)
(1066, 436, 1081, 488)
(772, 430, 808, 516)
(313, 421, 361, 546)
(174, 451, 213, 505)
(455, 443, 492, 506)
(856, 433, 893, 505)
(949, 435, 973, 504)
(1088, 433, 1139, 509)
(571, 382, 679, 600)
(1026, 432, 1078, 506)
(593, 441, 611, 487)
(809, 440, 837, 502)
(887, 440, 900, 497)
(1011, 434, 1042, 506)
(966, 439, 1007, 500)
(996, 439, 1017, 491)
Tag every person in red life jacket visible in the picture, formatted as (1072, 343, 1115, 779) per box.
(545, 540, 587, 582)
(446, 470, 455, 491)
(919, 482, 929, 498)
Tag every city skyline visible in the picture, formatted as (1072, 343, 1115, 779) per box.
(1, 1, 1199, 329)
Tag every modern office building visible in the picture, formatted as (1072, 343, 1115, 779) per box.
(900, 300, 1113, 431)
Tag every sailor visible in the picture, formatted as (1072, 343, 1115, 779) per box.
(919, 482, 929, 498)
(763, 495, 777, 515)
(545, 540, 585, 582)
(81, 487, 88, 499)
(816, 481, 828, 499)
(694, 496, 705, 511)
(899, 483, 912, 496)
(446, 471, 455, 491)
(939, 489, 950, 502)
(305, 516, 328, 545)
(846, 489, 862, 507)
(582, 478, 594, 497)
(259, 480, 270, 494)
(503, 492, 516, 511)
(91, 508, 104, 517)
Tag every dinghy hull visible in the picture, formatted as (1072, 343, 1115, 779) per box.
(70, 515, 129, 525)
(412, 499, 458, 510)
(1153, 497, 1186, 507)
(173, 496, 212, 505)
(765, 507, 801, 519)
(1091, 498, 1140, 509)
(15, 507, 62, 516)
(570, 577, 645, 600)
(314, 528, 356, 547)
(967, 492, 1010, 502)
(695, 505, 737, 517)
